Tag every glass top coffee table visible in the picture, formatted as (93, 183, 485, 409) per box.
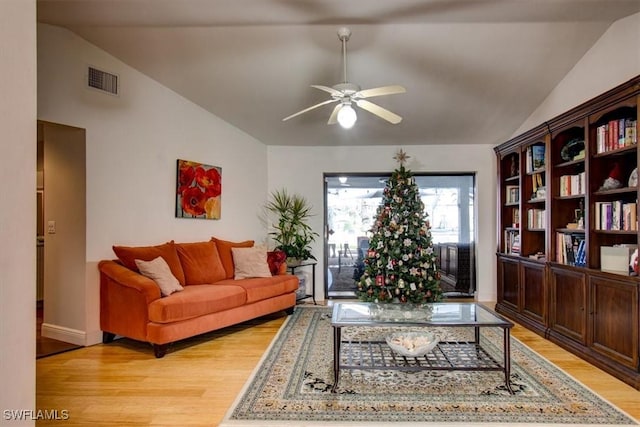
(331, 302, 514, 394)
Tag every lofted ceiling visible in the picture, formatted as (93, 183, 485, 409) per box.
(37, 0, 640, 146)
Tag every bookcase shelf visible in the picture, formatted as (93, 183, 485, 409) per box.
(593, 145, 636, 158)
(494, 75, 640, 390)
(556, 228, 585, 234)
(593, 186, 637, 196)
(554, 194, 585, 200)
(594, 229, 638, 235)
(555, 159, 585, 168)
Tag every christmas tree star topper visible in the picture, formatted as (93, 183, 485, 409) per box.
(393, 149, 410, 166)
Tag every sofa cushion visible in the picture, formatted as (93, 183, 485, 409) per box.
(176, 240, 226, 285)
(135, 257, 184, 297)
(232, 246, 272, 279)
(216, 275, 299, 304)
(212, 237, 254, 279)
(113, 241, 186, 286)
(267, 250, 287, 275)
(148, 284, 246, 323)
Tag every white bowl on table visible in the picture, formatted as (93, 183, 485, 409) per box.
(386, 331, 439, 357)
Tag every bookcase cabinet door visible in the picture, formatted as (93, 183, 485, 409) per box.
(589, 273, 639, 369)
(497, 255, 520, 312)
(550, 266, 587, 344)
(521, 260, 546, 323)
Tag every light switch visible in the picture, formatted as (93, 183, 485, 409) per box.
(47, 220, 56, 234)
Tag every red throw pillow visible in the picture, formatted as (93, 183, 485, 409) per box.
(211, 237, 255, 279)
(267, 250, 287, 275)
(112, 241, 186, 286)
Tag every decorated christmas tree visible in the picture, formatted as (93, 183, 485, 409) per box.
(357, 150, 442, 303)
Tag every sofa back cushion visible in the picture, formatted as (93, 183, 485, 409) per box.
(212, 237, 254, 279)
(113, 241, 186, 286)
(176, 240, 226, 285)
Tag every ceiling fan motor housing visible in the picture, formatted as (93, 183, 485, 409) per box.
(333, 82, 360, 96)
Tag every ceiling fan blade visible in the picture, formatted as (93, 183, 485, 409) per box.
(355, 99, 402, 124)
(311, 85, 343, 97)
(327, 104, 341, 125)
(282, 98, 339, 122)
(355, 85, 406, 99)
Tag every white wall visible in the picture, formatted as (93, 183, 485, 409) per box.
(515, 12, 640, 135)
(267, 145, 497, 302)
(38, 24, 270, 345)
(0, 1, 36, 424)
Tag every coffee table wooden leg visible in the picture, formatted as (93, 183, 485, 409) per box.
(504, 327, 514, 394)
(332, 326, 341, 393)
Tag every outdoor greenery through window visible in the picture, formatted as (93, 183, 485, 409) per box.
(325, 174, 476, 298)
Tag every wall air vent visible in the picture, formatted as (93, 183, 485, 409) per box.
(87, 66, 119, 95)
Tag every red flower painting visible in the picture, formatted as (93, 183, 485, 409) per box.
(176, 159, 221, 219)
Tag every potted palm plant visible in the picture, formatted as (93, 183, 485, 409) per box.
(265, 189, 318, 265)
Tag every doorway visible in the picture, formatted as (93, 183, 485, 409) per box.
(36, 121, 86, 357)
(324, 173, 476, 300)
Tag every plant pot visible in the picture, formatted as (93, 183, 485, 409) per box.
(287, 258, 303, 266)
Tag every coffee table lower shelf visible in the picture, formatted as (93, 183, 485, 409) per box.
(332, 339, 514, 394)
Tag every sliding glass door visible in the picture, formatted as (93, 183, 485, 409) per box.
(324, 173, 476, 299)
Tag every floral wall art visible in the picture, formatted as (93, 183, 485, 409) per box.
(176, 159, 222, 219)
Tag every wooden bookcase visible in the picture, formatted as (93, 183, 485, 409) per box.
(494, 75, 640, 389)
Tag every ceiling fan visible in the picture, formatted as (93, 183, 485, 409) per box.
(282, 27, 406, 129)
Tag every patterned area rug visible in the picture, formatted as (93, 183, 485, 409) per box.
(221, 306, 638, 426)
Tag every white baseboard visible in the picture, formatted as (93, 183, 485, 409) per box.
(85, 329, 104, 346)
(41, 323, 86, 346)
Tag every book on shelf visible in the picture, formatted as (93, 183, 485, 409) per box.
(527, 208, 546, 229)
(505, 185, 519, 204)
(504, 230, 520, 255)
(574, 239, 586, 267)
(595, 118, 638, 153)
(559, 172, 585, 197)
(555, 232, 585, 266)
(528, 252, 545, 261)
(526, 144, 546, 173)
(531, 172, 545, 199)
(595, 200, 638, 231)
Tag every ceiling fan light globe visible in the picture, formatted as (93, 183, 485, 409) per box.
(337, 105, 357, 129)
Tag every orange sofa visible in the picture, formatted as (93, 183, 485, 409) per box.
(98, 238, 298, 357)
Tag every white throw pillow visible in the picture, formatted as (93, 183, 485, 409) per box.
(135, 256, 184, 296)
(231, 246, 272, 279)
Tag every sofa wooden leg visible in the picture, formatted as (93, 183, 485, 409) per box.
(153, 343, 169, 358)
(285, 306, 295, 315)
(102, 332, 116, 344)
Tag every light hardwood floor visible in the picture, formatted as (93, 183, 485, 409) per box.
(36, 302, 640, 426)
